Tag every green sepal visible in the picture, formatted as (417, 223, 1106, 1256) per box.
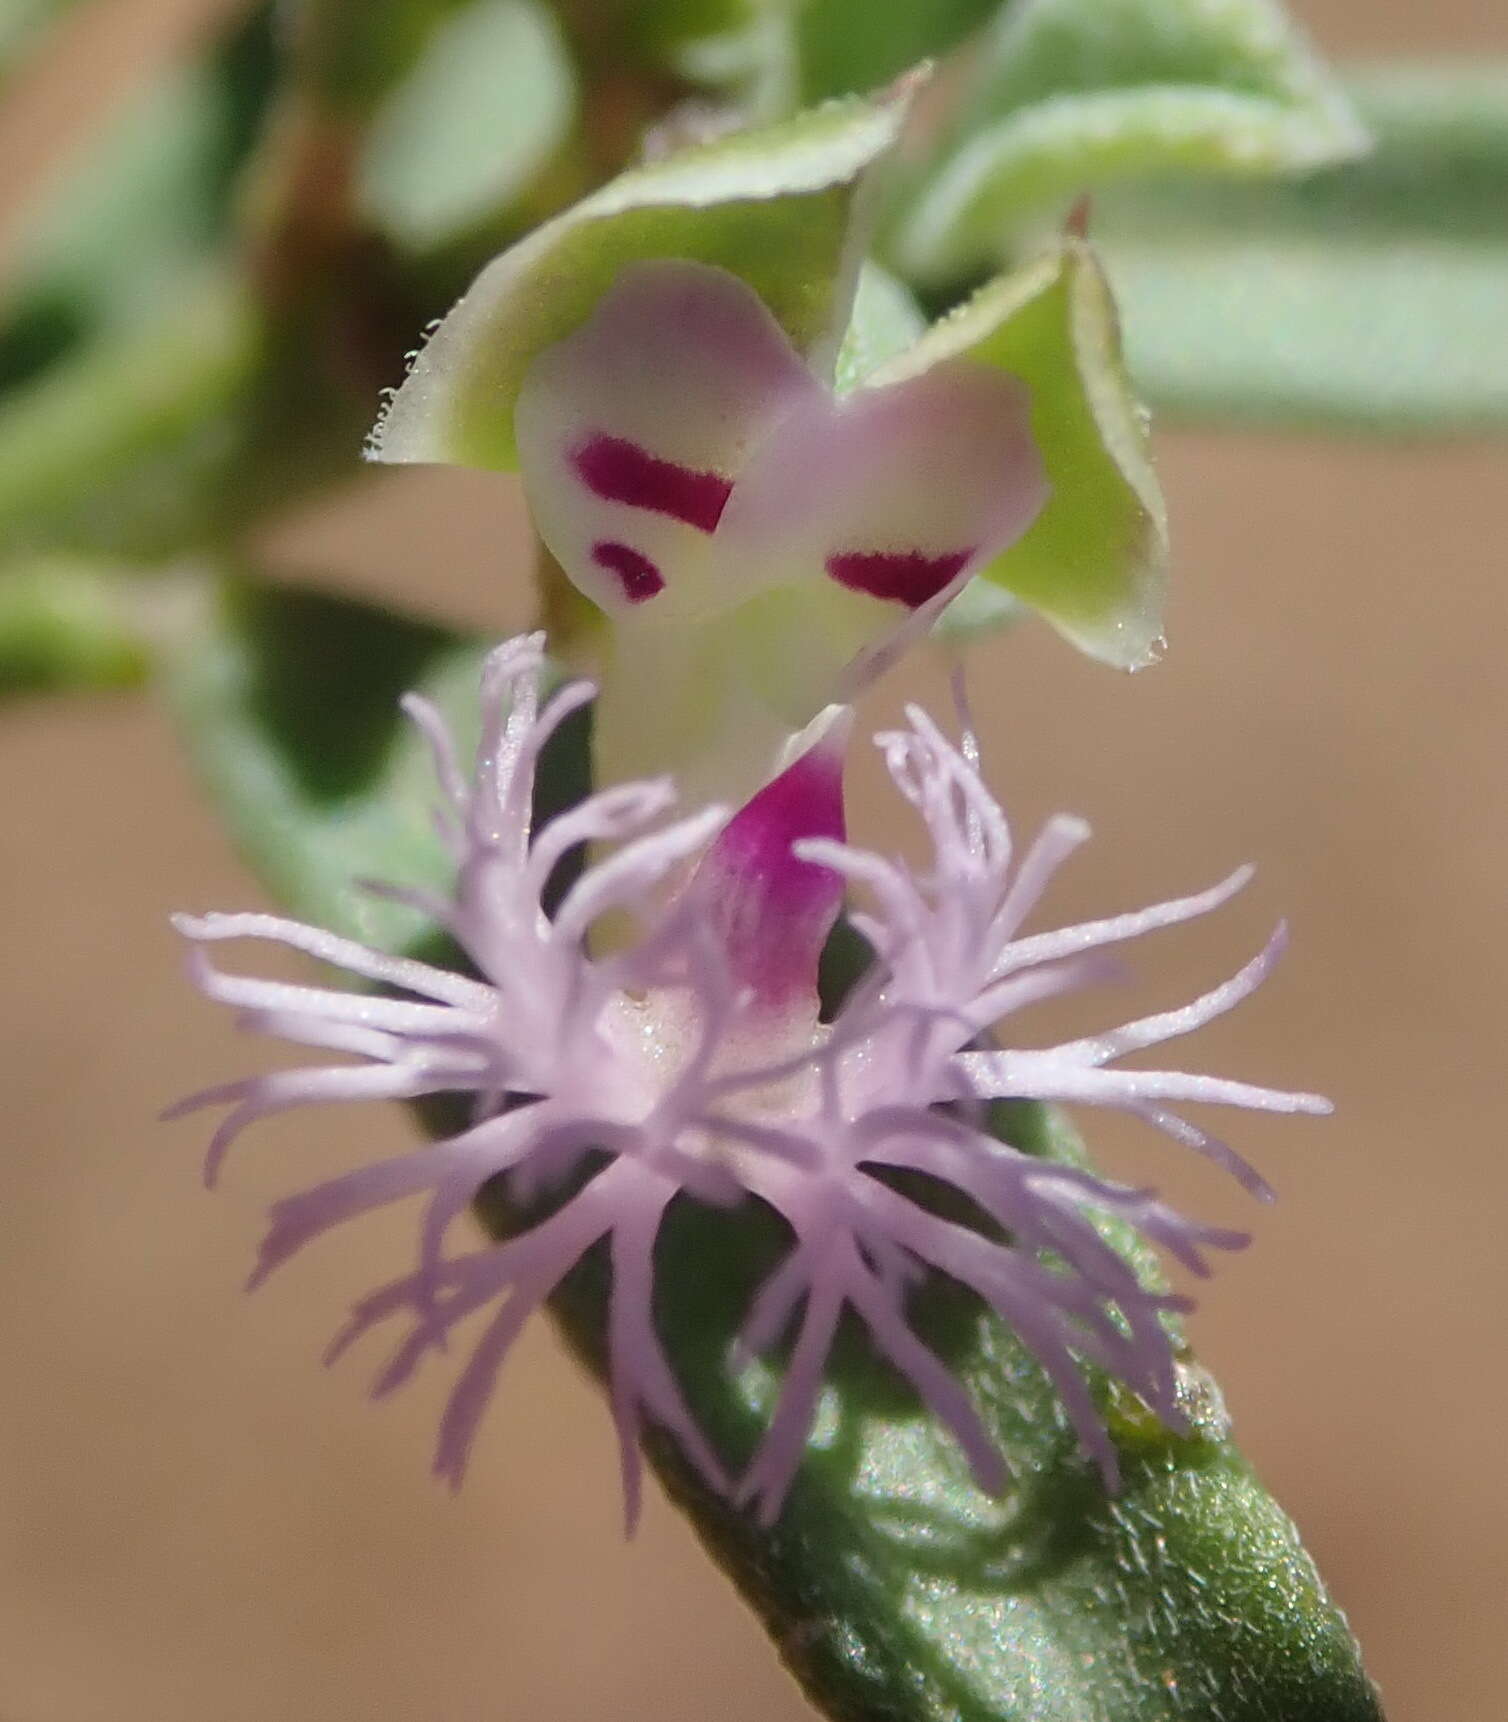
(368, 83, 913, 468)
(832, 258, 927, 392)
(870, 237, 1166, 669)
(935, 573, 1024, 642)
(894, 0, 1369, 284)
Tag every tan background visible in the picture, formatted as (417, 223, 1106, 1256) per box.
(1, 2, 1504, 1718)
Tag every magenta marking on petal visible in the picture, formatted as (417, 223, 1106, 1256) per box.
(826, 548, 975, 609)
(591, 541, 666, 603)
(573, 434, 733, 532)
(696, 718, 848, 1009)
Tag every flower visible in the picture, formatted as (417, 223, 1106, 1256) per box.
(387, 254, 1049, 804)
(367, 84, 1167, 796)
(510, 258, 1046, 798)
(170, 634, 1327, 1526)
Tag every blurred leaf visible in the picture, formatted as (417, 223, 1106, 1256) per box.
(296, 0, 488, 112)
(0, 0, 82, 78)
(631, 0, 784, 88)
(0, 276, 262, 562)
(0, 557, 148, 695)
(356, 0, 577, 253)
(1098, 63, 1508, 431)
(3, 68, 223, 336)
(895, 0, 1368, 283)
(872, 237, 1166, 669)
(644, 0, 997, 117)
(162, 579, 494, 953)
(792, 0, 996, 105)
(0, 3, 277, 389)
(370, 83, 912, 467)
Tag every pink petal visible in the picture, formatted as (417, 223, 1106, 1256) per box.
(515, 260, 820, 619)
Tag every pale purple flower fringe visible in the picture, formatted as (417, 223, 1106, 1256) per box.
(170, 634, 1328, 1526)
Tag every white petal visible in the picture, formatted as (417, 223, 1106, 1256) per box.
(515, 260, 820, 620)
(710, 358, 1047, 715)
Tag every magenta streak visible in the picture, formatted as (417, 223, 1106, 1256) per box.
(826, 549, 974, 609)
(572, 434, 733, 533)
(704, 745, 845, 1007)
(592, 541, 665, 604)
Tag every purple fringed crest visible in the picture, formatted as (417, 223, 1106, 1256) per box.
(170, 634, 1328, 1526)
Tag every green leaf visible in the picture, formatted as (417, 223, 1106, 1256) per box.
(0, 3, 276, 389)
(0, 557, 148, 695)
(161, 579, 511, 955)
(0, 0, 81, 78)
(1, 69, 222, 339)
(894, 0, 1368, 284)
(356, 0, 577, 254)
(871, 238, 1166, 669)
(1097, 63, 1508, 432)
(791, 0, 996, 105)
(369, 84, 912, 468)
(628, 0, 789, 101)
(0, 277, 262, 563)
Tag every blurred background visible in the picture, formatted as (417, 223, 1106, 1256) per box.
(0, 1, 1503, 1718)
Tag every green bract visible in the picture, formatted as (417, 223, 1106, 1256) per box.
(894, 0, 1369, 284)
